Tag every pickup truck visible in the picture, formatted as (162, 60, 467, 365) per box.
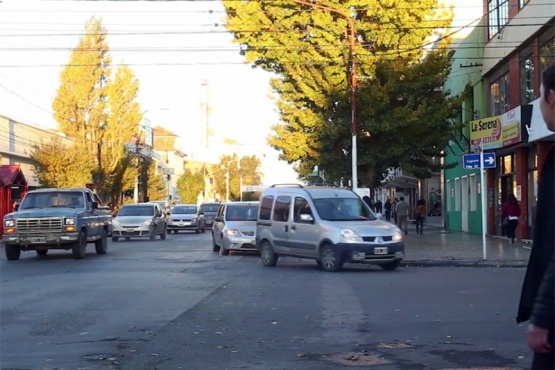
(2, 188, 113, 260)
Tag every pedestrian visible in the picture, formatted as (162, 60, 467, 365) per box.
(414, 197, 426, 235)
(384, 198, 392, 221)
(502, 193, 521, 245)
(395, 196, 410, 235)
(375, 199, 383, 214)
(362, 195, 374, 212)
(516, 62, 554, 370)
(392, 198, 399, 223)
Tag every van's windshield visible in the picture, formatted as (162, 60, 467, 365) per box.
(313, 197, 376, 221)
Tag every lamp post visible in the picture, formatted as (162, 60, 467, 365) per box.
(289, 0, 358, 190)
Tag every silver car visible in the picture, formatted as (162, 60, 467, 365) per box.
(212, 202, 259, 255)
(112, 203, 167, 241)
(167, 204, 205, 234)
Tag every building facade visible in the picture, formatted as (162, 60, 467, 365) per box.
(444, 0, 554, 238)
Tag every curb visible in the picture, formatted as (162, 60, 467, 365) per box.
(401, 259, 528, 268)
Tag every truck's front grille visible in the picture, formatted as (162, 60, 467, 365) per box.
(16, 218, 63, 232)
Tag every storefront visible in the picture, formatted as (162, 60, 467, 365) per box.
(0, 165, 28, 235)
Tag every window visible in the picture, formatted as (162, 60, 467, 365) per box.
(470, 174, 477, 212)
(502, 154, 514, 174)
(455, 178, 461, 212)
(259, 195, 274, 220)
(540, 37, 555, 75)
(488, 0, 509, 39)
(293, 197, 313, 223)
(446, 180, 451, 212)
(518, 0, 530, 8)
(490, 72, 510, 115)
(520, 51, 535, 104)
(272, 196, 291, 222)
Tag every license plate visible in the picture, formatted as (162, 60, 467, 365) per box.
(30, 237, 46, 244)
(179, 223, 187, 226)
(374, 247, 388, 255)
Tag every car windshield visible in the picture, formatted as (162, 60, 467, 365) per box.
(172, 206, 197, 214)
(118, 206, 154, 217)
(225, 205, 259, 221)
(19, 191, 85, 210)
(200, 204, 220, 212)
(313, 197, 376, 221)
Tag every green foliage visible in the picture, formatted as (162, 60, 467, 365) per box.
(145, 160, 167, 202)
(223, 0, 461, 186)
(45, 17, 142, 200)
(211, 153, 263, 201)
(30, 137, 95, 188)
(176, 169, 205, 204)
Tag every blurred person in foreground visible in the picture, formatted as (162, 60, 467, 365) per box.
(516, 62, 555, 369)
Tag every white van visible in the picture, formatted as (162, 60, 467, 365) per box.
(255, 184, 405, 272)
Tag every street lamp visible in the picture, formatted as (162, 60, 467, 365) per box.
(289, 0, 358, 190)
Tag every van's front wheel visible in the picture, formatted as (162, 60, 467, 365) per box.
(260, 241, 278, 267)
(320, 244, 343, 272)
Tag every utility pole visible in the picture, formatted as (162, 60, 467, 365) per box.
(201, 79, 211, 149)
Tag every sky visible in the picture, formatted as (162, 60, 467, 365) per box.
(0, 0, 482, 185)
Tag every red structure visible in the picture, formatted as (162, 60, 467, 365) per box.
(0, 165, 28, 235)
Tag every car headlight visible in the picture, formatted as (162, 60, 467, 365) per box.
(112, 219, 120, 226)
(143, 220, 152, 226)
(4, 219, 15, 227)
(224, 229, 240, 236)
(64, 218, 75, 225)
(393, 232, 403, 241)
(341, 228, 362, 242)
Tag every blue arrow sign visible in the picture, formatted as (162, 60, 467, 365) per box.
(463, 153, 496, 170)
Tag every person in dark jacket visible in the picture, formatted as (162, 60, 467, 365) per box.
(502, 193, 521, 245)
(516, 62, 555, 370)
(384, 198, 392, 221)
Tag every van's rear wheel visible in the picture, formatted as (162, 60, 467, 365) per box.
(320, 244, 343, 272)
(260, 241, 278, 267)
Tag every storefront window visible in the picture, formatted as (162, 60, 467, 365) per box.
(502, 154, 513, 174)
(520, 54, 535, 104)
(490, 73, 510, 115)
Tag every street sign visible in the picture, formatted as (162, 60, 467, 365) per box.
(462, 153, 496, 170)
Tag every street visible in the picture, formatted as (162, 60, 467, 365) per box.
(1, 232, 531, 370)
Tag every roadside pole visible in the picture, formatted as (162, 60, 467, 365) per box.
(479, 140, 487, 260)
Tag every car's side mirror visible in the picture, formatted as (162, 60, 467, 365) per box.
(91, 201, 98, 210)
(299, 214, 314, 222)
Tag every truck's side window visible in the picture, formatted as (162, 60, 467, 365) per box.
(259, 195, 274, 220)
(272, 196, 291, 222)
(294, 197, 313, 223)
(85, 192, 93, 208)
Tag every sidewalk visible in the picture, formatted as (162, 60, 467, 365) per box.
(399, 216, 531, 268)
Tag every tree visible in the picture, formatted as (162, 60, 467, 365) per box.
(30, 137, 95, 188)
(145, 159, 167, 202)
(223, 0, 461, 186)
(176, 169, 205, 204)
(211, 154, 262, 201)
(50, 17, 142, 199)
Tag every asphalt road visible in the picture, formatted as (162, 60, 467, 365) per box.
(0, 231, 531, 370)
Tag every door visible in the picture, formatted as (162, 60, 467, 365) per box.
(84, 192, 100, 237)
(289, 197, 319, 258)
(270, 195, 292, 255)
(213, 204, 225, 245)
(461, 176, 469, 232)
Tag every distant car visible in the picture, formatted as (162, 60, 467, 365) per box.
(200, 202, 221, 229)
(167, 204, 205, 234)
(112, 203, 167, 241)
(212, 201, 260, 255)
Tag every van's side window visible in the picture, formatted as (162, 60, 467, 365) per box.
(272, 196, 291, 222)
(294, 197, 313, 222)
(259, 196, 274, 220)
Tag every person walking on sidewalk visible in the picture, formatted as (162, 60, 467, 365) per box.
(502, 193, 521, 245)
(516, 62, 555, 370)
(395, 196, 410, 235)
(414, 197, 426, 235)
(384, 199, 392, 221)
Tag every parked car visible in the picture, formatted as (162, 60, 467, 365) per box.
(167, 204, 205, 234)
(200, 202, 221, 229)
(2, 188, 112, 260)
(255, 184, 405, 272)
(112, 203, 167, 241)
(212, 201, 259, 255)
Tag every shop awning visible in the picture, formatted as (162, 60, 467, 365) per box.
(0, 165, 27, 187)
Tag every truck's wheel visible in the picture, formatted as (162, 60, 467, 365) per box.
(72, 231, 87, 259)
(95, 229, 108, 255)
(5, 245, 21, 261)
(36, 249, 48, 256)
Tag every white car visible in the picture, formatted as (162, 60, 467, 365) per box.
(212, 202, 259, 255)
